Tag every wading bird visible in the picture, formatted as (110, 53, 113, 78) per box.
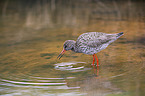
(57, 32, 123, 66)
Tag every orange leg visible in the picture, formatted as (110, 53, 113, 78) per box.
(92, 54, 99, 76)
(94, 54, 99, 67)
(92, 54, 95, 65)
(92, 54, 96, 73)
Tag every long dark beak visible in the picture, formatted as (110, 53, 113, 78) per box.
(57, 49, 66, 59)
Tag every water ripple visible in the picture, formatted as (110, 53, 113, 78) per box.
(0, 79, 66, 85)
(0, 76, 80, 90)
(54, 62, 91, 72)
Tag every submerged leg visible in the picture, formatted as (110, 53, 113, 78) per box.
(94, 54, 99, 67)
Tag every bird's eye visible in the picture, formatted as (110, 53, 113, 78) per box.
(64, 45, 67, 48)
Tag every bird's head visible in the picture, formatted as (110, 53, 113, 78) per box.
(57, 40, 75, 59)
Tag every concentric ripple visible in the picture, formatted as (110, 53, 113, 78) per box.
(0, 62, 91, 95)
(0, 76, 80, 89)
(54, 62, 91, 72)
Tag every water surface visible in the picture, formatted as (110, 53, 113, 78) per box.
(0, 0, 145, 96)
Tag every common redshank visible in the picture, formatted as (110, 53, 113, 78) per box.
(57, 32, 123, 66)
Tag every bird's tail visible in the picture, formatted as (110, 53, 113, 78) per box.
(117, 32, 124, 38)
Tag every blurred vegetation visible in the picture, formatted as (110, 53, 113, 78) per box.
(0, 0, 144, 29)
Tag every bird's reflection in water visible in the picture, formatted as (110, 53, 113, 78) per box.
(92, 65, 99, 78)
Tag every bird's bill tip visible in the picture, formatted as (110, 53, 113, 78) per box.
(57, 49, 66, 59)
